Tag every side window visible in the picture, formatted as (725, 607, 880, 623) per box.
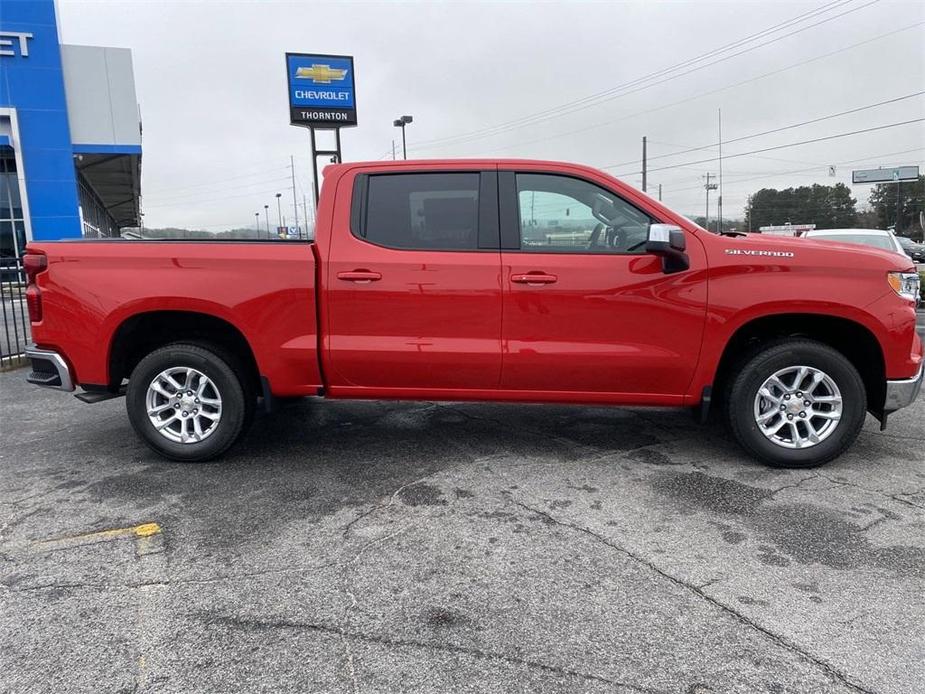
(361, 173, 480, 250)
(516, 173, 652, 254)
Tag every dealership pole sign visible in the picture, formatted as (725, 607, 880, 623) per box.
(286, 53, 357, 128)
(286, 52, 357, 208)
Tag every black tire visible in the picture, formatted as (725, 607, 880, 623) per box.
(726, 339, 866, 468)
(182, 339, 257, 439)
(126, 343, 246, 462)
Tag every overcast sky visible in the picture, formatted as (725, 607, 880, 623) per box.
(57, 0, 925, 230)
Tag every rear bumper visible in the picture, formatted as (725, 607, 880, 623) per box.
(884, 362, 923, 413)
(24, 345, 74, 392)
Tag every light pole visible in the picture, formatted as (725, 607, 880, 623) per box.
(254, 212, 260, 238)
(275, 193, 283, 236)
(393, 115, 413, 159)
(264, 205, 270, 238)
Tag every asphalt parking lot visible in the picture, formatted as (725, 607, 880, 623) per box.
(1, 363, 923, 694)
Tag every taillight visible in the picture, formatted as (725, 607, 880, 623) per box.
(23, 252, 47, 322)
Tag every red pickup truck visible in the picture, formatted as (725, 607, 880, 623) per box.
(23, 159, 922, 467)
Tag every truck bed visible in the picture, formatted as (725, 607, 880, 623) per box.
(27, 240, 323, 396)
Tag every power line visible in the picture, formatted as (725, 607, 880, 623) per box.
(145, 175, 293, 205)
(144, 185, 293, 209)
(649, 139, 830, 168)
(143, 165, 291, 196)
(662, 148, 925, 195)
(409, 0, 858, 148)
(605, 92, 924, 170)
(423, 20, 923, 159)
(408, 0, 878, 151)
(609, 119, 925, 176)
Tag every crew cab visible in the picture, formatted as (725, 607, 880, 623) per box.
(23, 159, 923, 467)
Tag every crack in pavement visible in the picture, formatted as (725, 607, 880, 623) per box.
(201, 613, 667, 694)
(341, 474, 439, 539)
(338, 524, 412, 694)
(756, 470, 925, 515)
(767, 473, 821, 498)
(509, 498, 876, 694)
(812, 473, 925, 512)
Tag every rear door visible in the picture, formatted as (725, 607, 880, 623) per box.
(499, 169, 707, 399)
(326, 167, 503, 391)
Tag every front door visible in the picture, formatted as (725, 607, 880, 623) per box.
(499, 170, 707, 399)
(326, 169, 503, 391)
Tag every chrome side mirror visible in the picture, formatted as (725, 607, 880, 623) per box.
(645, 224, 689, 274)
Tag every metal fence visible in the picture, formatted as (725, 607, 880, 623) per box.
(1, 257, 30, 369)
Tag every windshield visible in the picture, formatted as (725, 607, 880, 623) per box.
(808, 233, 895, 251)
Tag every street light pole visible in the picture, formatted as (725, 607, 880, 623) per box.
(275, 193, 283, 236)
(254, 212, 260, 238)
(393, 115, 413, 159)
(264, 205, 270, 238)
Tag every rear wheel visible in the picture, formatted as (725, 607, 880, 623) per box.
(126, 343, 246, 462)
(726, 339, 866, 468)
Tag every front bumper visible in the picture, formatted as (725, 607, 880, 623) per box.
(25, 345, 75, 392)
(884, 362, 923, 412)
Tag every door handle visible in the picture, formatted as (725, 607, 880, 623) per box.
(337, 270, 382, 283)
(511, 272, 557, 285)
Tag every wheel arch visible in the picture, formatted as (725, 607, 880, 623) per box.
(107, 310, 261, 395)
(711, 313, 886, 414)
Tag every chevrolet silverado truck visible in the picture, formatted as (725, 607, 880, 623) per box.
(23, 159, 923, 467)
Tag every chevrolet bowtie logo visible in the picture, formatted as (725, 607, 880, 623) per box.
(295, 64, 348, 84)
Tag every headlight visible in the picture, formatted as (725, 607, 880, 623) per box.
(888, 271, 920, 301)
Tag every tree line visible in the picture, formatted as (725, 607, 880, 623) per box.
(742, 175, 924, 239)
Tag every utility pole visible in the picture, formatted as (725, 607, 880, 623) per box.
(896, 180, 902, 234)
(641, 136, 647, 193)
(658, 183, 662, 202)
(303, 194, 310, 238)
(717, 109, 724, 233)
(392, 139, 396, 160)
(704, 173, 717, 231)
(290, 155, 299, 236)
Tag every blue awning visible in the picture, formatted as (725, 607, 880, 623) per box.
(72, 143, 142, 155)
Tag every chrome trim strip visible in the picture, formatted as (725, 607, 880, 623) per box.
(24, 345, 75, 392)
(884, 362, 924, 412)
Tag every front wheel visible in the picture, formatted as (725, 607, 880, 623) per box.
(126, 343, 246, 462)
(726, 339, 867, 468)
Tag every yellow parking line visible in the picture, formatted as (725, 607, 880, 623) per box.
(32, 522, 162, 550)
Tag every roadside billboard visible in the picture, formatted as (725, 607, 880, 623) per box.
(851, 166, 919, 184)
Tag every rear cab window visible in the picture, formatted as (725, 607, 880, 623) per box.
(352, 172, 498, 251)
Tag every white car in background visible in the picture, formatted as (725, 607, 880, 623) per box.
(801, 228, 906, 256)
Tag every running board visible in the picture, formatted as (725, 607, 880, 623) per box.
(75, 389, 124, 404)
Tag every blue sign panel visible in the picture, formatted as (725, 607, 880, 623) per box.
(0, 0, 82, 240)
(286, 53, 357, 128)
